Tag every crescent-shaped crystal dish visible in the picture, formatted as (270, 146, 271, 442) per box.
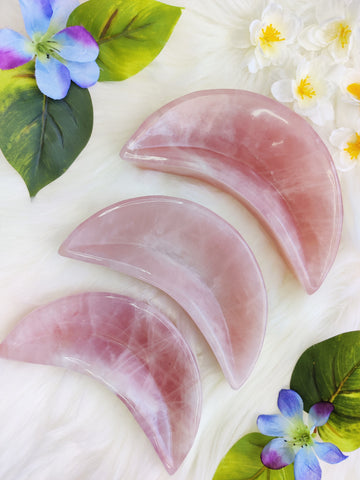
(0, 292, 202, 474)
(59, 196, 268, 390)
(120, 89, 343, 294)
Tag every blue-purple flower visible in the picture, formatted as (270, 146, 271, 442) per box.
(0, 0, 99, 99)
(257, 389, 347, 480)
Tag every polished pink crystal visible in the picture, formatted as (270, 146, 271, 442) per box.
(0, 292, 201, 474)
(59, 196, 267, 390)
(120, 89, 343, 294)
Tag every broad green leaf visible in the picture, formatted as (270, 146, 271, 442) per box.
(0, 62, 93, 196)
(290, 331, 360, 452)
(213, 433, 295, 480)
(68, 0, 182, 81)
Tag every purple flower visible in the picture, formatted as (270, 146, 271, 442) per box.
(257, 389, 347, 480)
(0, 0, 99, 99)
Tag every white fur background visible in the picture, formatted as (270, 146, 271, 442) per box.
(1, 0, 360, 479)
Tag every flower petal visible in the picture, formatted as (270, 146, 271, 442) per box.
(309, 402, 334, 428)
(261, 438, 295, 469)
(257, 414, 289, 436)
(65, 60, 99, 88)
(278, 389, 304, 419)
(294, 447, 321, 480)
(249, 19, 261, 46)
(0, 29, 33, 69)
(330, 127, 355, 148)
(271, 79, 294, 103)
(35, 56, 70, 99)
(48, 0, 79, 34)
(262, 2, 284, 21)
(299, 99, 334, 126)
(248, 57, 259, 74)
(19, 0, 52, 38)
(298, 25, 324, 51)
(313, 441, 348, 464)
(53, 26, 99, 62)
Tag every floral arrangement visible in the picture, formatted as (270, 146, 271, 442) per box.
(186, 0, 360, 173)
(213, 331, 360, 480)
(0, 0, 181, 195)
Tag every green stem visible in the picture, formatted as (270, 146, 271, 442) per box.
(247, 465, 267, 480)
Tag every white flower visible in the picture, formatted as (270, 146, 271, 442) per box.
(177, 0, 294, 92)
(339, 68, 360, 104)
(248, 3, 302, 73)
(271, 58, 335, 125)
(299, 0, 360, 63)
(330, 126, 360, 171)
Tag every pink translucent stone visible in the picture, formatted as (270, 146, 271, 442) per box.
(0, 292, 201, 474)
(120, 89, 343, 294)
(59, 196, 267, 389)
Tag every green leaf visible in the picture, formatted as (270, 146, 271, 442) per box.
(290, 331, 360, 452)
(68, 0, 182, 81)
(213, 433, 295, 480)
(0, 62, 93, 196)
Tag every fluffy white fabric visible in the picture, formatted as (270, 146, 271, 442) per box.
(0, 0, 360, 479)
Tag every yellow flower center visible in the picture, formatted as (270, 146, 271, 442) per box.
(344, 133, 360, 160)
(338, 24, 352, 49)
(297, 76, 316, 100)
(326, 22, 352, 49)
(347, 83, 360, 101)
(259, 24, 285, 49)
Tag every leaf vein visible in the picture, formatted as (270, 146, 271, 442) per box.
(14, 73, 35, 79)
(33, 95, 48, 173)
(330, 357, 360, 403)
(19, 112, 42, 136)
(335, 412, 360, 421)
(99, 8, 119, 41)
(98, 15, 153, 45)
(331, 354, 338, 395)
(339, 389, 360, 394)
(47, 111, 64, 148)
(62, 99, 79, 127)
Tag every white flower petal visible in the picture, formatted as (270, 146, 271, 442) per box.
(329, 127, 359, 172)
(249, 19, 261, 45)
(254, 45, 272, 69)
(315, 1, 343, 23)
(330, 127, 354, 148)
(346, 0, 360, 20)
(302, 99, 334, 126)
(298, 25, 323, 50)
(271, 79, 294, 102)
(247, 56, 259, 73)
(262, 2, 284, 22)
(295, 58, 310, 76)
(339, 69, 360, 103)
(337, 151, 358, 171)
(328, 34, 352, 62)
(283, 16, 303, 43)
